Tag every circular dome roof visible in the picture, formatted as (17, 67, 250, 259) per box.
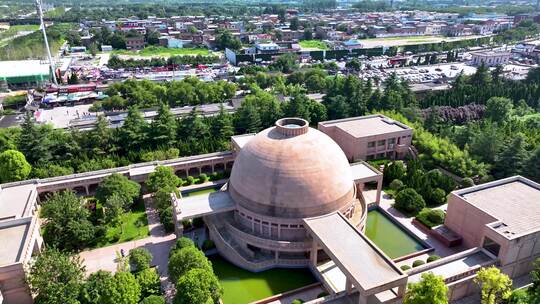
(229, 118, 355, 218)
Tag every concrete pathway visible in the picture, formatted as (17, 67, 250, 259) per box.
(79, 198, 176, 277)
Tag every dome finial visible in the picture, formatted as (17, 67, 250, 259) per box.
(275, 118, 309, 136)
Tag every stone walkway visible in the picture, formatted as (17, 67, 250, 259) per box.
(79, 198, 176, 278)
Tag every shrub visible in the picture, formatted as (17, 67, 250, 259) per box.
(400, 265, 411, 271)
(199, 173, 209, 183)
(186, 176, 195, 185)
(171, 237, 195, 255)
(291, 299, 304, 304)
(461, 177, 474, 187)
(426, 187, 447, 206)
(394, 188, 426, 215)
(140, 295, 165, 304)
(427, 255, 441, 263)
(383, 161, 406, 185)
(415, 208, 445, 228)
(390, 179, 404, 191)
(136, 268, 160, 297)
(201, 240, 215, 251)
(129, 248, 153, 272)
(412, 260, 425, 267)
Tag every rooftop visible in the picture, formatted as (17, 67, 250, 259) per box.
(319, 114, 411, 138)
(304, 213, 405, 293)
(176, 190, 236, 220)
(0, 60, 50, 78)
(0, 218, 32, 266)
(349, 162, 382, 182)
(0, 184, 37, 220)
(455, 176, 540, 238)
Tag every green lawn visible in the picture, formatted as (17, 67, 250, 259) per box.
(94, 199, 149, 248)
(209, 255, 317, 304)
(0, 24, 39, 47)
(299, 40, 329, 50)
(113, 46, 211, 57)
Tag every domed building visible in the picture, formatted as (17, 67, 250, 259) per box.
(194, 118, 378, 271)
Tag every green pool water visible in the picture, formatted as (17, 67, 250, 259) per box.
(182, 185, 220, 197)
(365, 209, 425, 259)
(209, 255, 317, 304)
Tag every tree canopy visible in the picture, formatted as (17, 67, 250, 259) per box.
(404, 272, 448, 304)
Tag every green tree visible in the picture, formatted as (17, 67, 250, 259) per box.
(474, 266, 512, 304)
(150, 103, 177, 148)
(170, 237, 196, 256)
(173, 268, 222, 304)
(290, 17, 299, 30)
(0, 149, 31, 182)
(136, 268, 160, 297)
(118, 106, 148, 152)
(493, 135, 529, 178)
(18, 112, 51, 164)
(95, 173, 141, 209)
(524, 148, 540, 182)
(168, 246, 212, 283)
(394, 188, 426, 215)
(109, 271, 141, 304)
(485, 97, 513, 123)
(129, 248, 153, 272)
(68, 73, 79, 85)
(85, 115, 113, 156)
(234, 100, 262, 133)
(270, 53, 298, 73)
(215, 30, 241, 50)
(103, 193, 126, 226)
(404, 272, 448, 304)
(27, 248, 85, 304)
(40, 190, 96, 251)
(146, 166, 180, 193)
(528, 258, 540, 303)
(80, 270, 116, 304)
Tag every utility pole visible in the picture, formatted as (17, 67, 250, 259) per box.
(35, 0, 58, 85)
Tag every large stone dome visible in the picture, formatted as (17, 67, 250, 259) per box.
(229, 118, 355, 218)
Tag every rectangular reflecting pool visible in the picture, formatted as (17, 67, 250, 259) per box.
(181, 184, 223, 197)
(365, 208, 426, 259)
(209, 255, 317, 304)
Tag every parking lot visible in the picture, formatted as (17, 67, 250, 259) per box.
(359, 62, 477, 84)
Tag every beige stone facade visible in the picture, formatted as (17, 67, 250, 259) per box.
(318, 115, 413, 162)
(445, 176, 540, 279)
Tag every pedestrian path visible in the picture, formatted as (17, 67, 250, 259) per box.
(79, 198, 176, 277)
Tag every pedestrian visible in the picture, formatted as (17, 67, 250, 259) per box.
(120, 249, 125, 257)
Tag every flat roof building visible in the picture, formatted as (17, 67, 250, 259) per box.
(318, 114, 413, 162)
(470, 51, 511, 66)
(445, 176, 540, 279)
(0, 184, 42, 304)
